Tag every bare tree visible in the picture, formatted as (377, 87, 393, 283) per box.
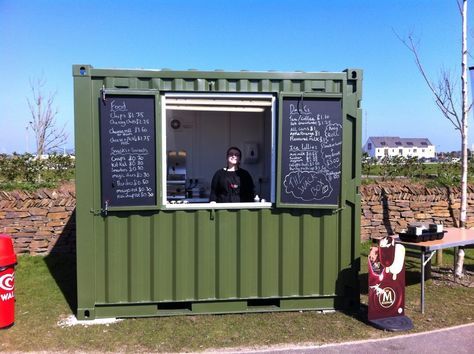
(397, 0, 469, 277)
(27, 76, 68, 156)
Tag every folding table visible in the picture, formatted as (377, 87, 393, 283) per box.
(396, 228, 474, 314)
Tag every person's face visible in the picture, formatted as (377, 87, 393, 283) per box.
(227, 149, 241, 165)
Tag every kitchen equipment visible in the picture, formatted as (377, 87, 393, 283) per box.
(167, 151, 187, 200)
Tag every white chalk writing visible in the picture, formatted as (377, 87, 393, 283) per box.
(104, 97, 155, 204)
(282, 101, 342, 202)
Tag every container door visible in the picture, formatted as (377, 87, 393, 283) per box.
(98, 91, 163, 212)
(276, 93, 343, 209)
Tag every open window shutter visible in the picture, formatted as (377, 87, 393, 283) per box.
(276, 93, 343, 209)
(99, 92, 160, 211)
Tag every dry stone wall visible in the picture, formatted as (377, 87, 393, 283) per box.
(1, 182, 474, 254)
(0, 184, 75, 255)
(360, 183, 474, 240)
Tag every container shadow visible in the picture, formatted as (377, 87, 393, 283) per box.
(359, 272, 368, 295)
(338, 268, 370, 325)
(44, 209, 77, 315)
(335, 259, 364, 321)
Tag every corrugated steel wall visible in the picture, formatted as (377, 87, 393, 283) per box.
(95, 209, 346, 302)
(74, 65, 362, 319)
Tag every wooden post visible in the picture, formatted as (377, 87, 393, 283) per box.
(436, 250, 443, 266)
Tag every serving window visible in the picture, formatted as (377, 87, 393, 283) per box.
(98, 91, 343, 213)
(162, 93, 276, 210)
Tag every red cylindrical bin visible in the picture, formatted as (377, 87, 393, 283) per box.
(0, 234, 17, 329)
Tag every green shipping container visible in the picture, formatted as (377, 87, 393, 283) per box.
(73, 65, 362, 320)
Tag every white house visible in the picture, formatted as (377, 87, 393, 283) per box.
(363, 136, 435, 160)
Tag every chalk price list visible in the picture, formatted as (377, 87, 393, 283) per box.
(282, 101, 342, 203)
(108, 100, 155, 201)
(287, 104, 329, 173)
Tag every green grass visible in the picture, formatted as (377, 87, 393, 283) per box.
(1, 245, 473, 352)
(0, 181, 59, 191)
(0, 177, 75, 191)
(363, 163, 442, 176)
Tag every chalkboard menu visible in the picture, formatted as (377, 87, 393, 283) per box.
(280, 97, 342, 206)
(99, 95, 156, 208)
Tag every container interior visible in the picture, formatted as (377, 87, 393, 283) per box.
(163, 93, 276, 205)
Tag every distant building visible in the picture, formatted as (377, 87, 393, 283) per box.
(363, 136, 435, 160)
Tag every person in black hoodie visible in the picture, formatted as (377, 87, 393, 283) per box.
(209, 146, 255, 203)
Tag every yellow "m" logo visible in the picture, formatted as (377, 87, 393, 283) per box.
(379, 287, 396, 308)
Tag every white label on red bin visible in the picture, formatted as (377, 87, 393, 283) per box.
(0, 273, 14, 291)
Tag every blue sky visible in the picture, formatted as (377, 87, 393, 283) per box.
(0, 0, 471, 153)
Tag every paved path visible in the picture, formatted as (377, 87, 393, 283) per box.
(220, 323, 474, 354)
